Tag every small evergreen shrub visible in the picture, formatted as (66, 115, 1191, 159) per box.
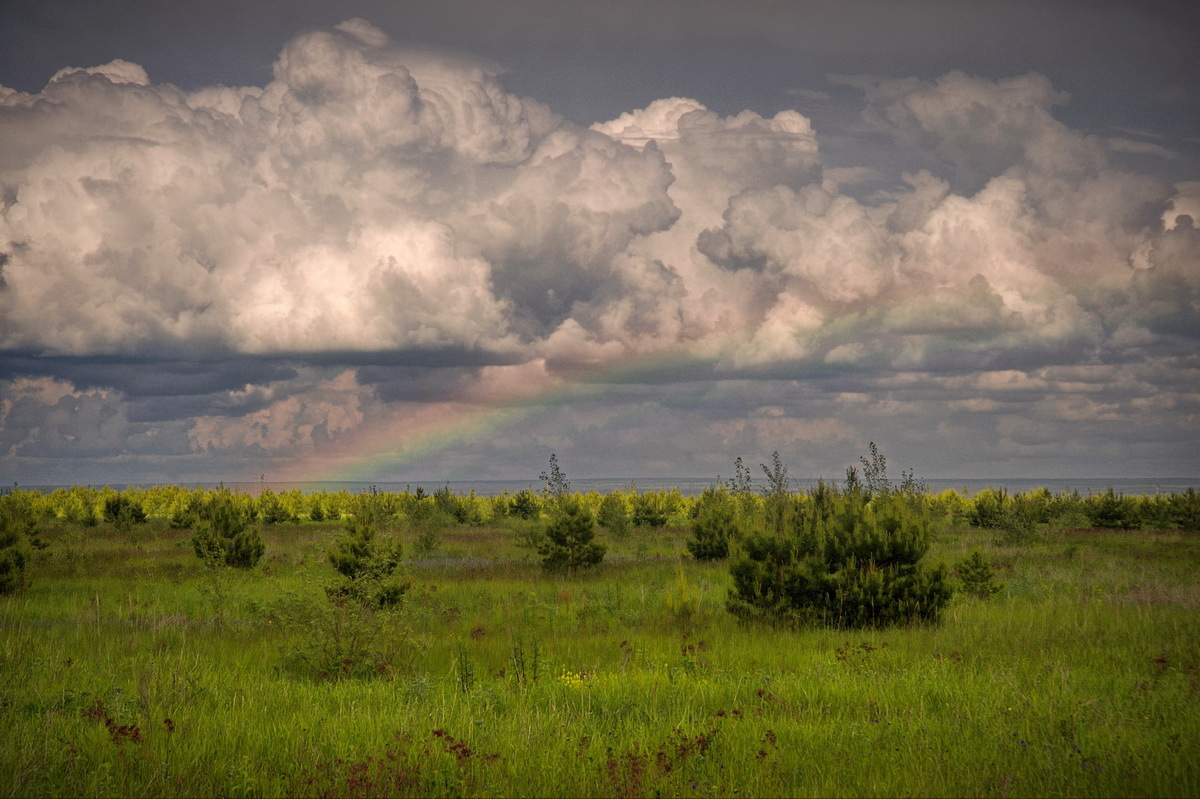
(1086, 488, 1141, 530)
(433, 484, 469, 524)
(509, 489, 542, 520)
(597, 492, 631, 538)
(103, 494, 147, 526)
(954, 550, 1003, 599)
(968, 488, 1010, 529)
(632, 492, 670, 528)
(257, 488, 294, 524)
(1169, 488, 1200, 531)
(969, 488, 1044, 545)
(727, 488, 950, 628)
(0, 504, 36, 595)
(169, 502, 200, 529)
(191, 491, 265, 569)
(538, 498, 605, 574)
(992, 499, 1044, 546)
(61, 493, 99, 527)
(686, 489, 739, 561)
(328, 500, 408, 607)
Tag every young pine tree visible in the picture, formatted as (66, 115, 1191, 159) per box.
(328, 496, 408, 607)
(954, 551, 1003, 599)
(686, 486, 740, 561)
(597, 491, 632, 538)
(103, 493, 147, 528)
(191, 491, 265, 569)
(727, 486, 950, 628)
(0, 503, 36, 595)
(539, 498, 605, 574)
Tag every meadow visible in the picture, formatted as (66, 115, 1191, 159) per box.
(1, 483, 1198, 798)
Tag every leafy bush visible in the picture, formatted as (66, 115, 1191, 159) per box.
(191, 491, 264, 569)
(329, 516, 401, 581)
(168, 495, 201, 529)
(968, 488, 1045, 545)
(538, 498, 605, 574)
(727, 489, 950, 629)
(59, 491, 99, 527)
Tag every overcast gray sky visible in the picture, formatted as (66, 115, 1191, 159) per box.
(1, 1, 1198, 486)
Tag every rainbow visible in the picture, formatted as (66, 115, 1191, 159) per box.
(273, 343, 731, 483)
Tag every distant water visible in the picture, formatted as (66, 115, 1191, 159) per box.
(29, 476, 1196, 497)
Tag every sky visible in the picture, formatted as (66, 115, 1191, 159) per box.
(1, 0, 1198, 487)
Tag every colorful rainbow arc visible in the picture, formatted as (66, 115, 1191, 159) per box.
(272, 343, 731, 483)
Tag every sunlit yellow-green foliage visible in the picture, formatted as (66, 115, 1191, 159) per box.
(10, 481, 1200, 540)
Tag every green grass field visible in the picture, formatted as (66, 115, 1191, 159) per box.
(2, 503, 1199, 798)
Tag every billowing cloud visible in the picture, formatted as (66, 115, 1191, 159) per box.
(0, 18, 1196, 484)
(0, 19, 674, 358)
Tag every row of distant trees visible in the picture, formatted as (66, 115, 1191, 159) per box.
(4, 449, 1199, 630)
(3, 472, 1194, 536)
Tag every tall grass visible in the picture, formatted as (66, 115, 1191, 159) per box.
(1, 509, 1197, 797)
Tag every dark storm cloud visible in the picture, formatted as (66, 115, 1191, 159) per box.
(0, 354, 297, 398)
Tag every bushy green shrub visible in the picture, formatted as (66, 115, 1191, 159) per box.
(329, 498, 408, 607)
(103, 493, 147, 526)
(968, 488, 1010, 529)
(433, 484, 469, 524)
(954, 551, 1003, 599)
(169, 496, 201, 529)
(1085, 488, 1141, 530)
(1169, 488, 1200, 531)
(329, 518, 401, 581)
(538, 498, 605, 574)
(727, 488, 950, 628)
(509, 488, 542, 520)
(597, 491, 631, 538)
(968, 488, 1045, 545)
(686, 487, 739, 561)
(0, 503, 36, 595)
(308, 495, 327, 522)
(257, 488, 295, 524)
(191, 491, 264, 569)
(632, 491, 670, 528)
(274, 588, 411, 681)
(59, 490, 99, 527)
